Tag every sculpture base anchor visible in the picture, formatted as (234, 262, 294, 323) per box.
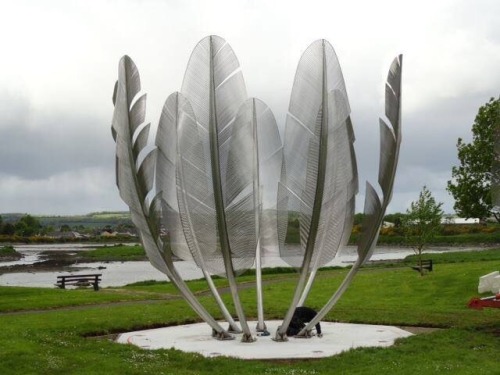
(211, 329, 235, 341)
(272, 327, 289, 342)
(294, 329, 314, 339)
(241, 333, 256, 343)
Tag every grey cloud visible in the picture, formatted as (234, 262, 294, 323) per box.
(351, 92, 493, 214)
(400, 93, 493, 172)
(0, 94, 115, 180)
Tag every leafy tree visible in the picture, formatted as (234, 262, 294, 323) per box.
(403, 186, 443, 276)
(60, 224, 72, 232)
(353, 213, 366, 226)
(447, 97, 500, 222)
(41, 226, 53, 236)
(1, 222, 15, 235)
(14, 215, 42, 237)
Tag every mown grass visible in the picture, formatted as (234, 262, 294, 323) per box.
(79, 242, 499, 266)
(0, 252, 499, 374)
(0, 245, 17, 256)
(81, 244, 146, 261)
(403, 248, 500, 264)
(348, 232, 500, 246)
(286, 226, 500, 245)
(0, 286, 173, 313)
(0, 273, 298, 313)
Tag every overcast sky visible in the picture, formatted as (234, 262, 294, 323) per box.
(0, 0, 499, 215)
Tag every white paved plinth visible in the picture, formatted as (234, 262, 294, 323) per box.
(116, 321, 413, 359)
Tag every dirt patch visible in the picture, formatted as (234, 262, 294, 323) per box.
(0, 254, 23, 262)
(0, 250, 91, 273)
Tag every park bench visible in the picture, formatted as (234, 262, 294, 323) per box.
(56, 274, 102, 291)
(411, 259, 433, 273)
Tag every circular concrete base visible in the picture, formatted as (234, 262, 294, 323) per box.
(116, 321, 413, 359)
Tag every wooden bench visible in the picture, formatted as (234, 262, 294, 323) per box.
(56, 274, 102, 291)
(411, 259, 433, 272)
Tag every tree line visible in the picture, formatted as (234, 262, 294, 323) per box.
(0, 215, 43, 236)
(0, 214, 136, 238)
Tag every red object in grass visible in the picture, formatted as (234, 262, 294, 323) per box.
(468, 294, 500, 310)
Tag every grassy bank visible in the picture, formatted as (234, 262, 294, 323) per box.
(0, 245, 19, 257)
(0, 245, 22, 261)
(0, 251, 499, 374)
(79, 242, 499, 265)
(283, 225, 500, 246)
(350, 232, 500, 246)
(403, 248, 500, 264)
(80, 244, 146, 261)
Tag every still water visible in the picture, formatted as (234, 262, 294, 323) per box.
(0, 243, 488, 288)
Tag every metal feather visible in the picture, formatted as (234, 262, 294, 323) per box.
(278, 41, 356, 269)
(224, 98, 282, 269)
(275, 40, 357, 340)
(179, 35, 254, 341)
(358, 54, 402, 263)
(111, 56, 231, 340)
(298, 54, 403, 337)
(228, 97, 283, 332)
(155, 91, 241, 333)
(156, 92, 197, 264)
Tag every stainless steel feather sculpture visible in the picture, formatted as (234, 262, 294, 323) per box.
(110, 35, 402, 343)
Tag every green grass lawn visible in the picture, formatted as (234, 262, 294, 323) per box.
(0, 251, 499, 374)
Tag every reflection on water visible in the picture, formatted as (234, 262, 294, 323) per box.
(0, 243, 137, 267)
(0, 244, 488, 288)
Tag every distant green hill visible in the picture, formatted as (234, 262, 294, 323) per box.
(0, 212, 132, 229)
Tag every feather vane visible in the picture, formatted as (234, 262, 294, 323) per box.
(297, 56, 402, 336)
(112, 57, 230, 338)
(179, 35, 254, 274)
(357, 55, 402, 263)
(155, 93, 194, 262)
(225, 98, 282, 270)
(279, 40, 356, 269)
(111, 56, 167, 274)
